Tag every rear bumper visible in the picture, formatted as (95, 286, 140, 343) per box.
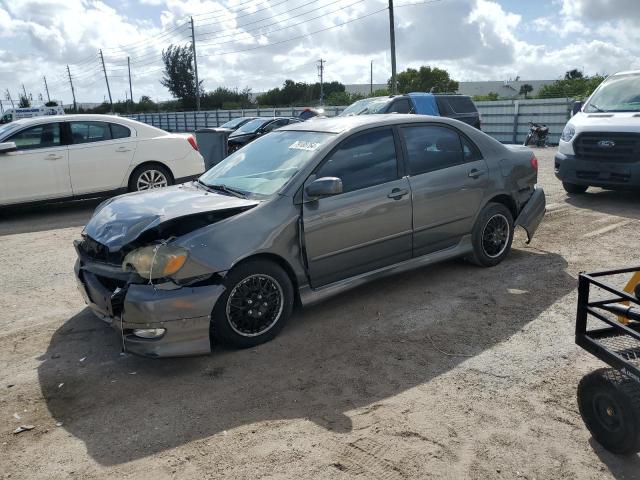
(515, 187, 546, 243)
(74, 257, 224, 357)
(554, 152, 640, 189)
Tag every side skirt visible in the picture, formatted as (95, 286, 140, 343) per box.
(298, 235, 474, 307)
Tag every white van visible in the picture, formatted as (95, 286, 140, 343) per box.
(555, 70, 640, 193)
(0, 105, 65, 124)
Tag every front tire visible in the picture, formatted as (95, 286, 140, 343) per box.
(469, 203, 514, 267)
(128, 164, 173, 192)
(211, 260, 294, 348)
(578, 368, 640, 455)
(563, 182, 588, 194)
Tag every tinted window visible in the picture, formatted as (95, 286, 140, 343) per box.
(110, 123, 131, 139)
(388, 98, 412, 114)
(263, 119, 288, 132)
(70, 122, 111, 144)
(400, 125, 464, 175)
(7, 123, 61, 150)
(316, 129, 398, 193)
(446, 96, 477, 114)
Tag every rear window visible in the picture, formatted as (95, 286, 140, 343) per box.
(445, 96, 477, 114)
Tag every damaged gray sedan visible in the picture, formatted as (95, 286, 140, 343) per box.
(74, 114, 545, 357)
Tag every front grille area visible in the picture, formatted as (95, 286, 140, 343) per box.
(79, 236, 125, 265)
(574, 132, 640, 163)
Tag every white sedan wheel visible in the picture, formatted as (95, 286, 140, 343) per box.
(136, 169, 168, 191)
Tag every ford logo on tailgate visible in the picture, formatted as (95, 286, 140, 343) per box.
(597, 140, 616, 148)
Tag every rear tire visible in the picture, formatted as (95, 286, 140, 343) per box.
(468, 203, 514, 267)
(128, 164, 173, 192)
(523, 134, 532, 146)
(578, 368, 640, 455)
(211, 260, 294, 349)
(563, 182, 588, 194)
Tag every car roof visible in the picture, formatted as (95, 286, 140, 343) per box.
(7, 114, 136, 125)
(280, 114, 447, 133)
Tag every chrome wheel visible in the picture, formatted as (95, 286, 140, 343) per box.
(225, 274, 284, 337)
(136, 169, 168, 190)
(481, 213, 510, 258)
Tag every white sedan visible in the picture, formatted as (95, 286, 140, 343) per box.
(0, 114, 205, 206)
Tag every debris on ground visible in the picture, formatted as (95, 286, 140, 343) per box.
(13, 425, 35, 434)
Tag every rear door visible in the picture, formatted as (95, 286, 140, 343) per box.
(399, 124, 488, 256)
(302, 128, 412, 287)
(67, 121, 137, 194)
(0, 122, 71, 204)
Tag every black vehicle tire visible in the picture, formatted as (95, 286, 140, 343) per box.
(563, 182, 588, 194)
(211, 259, 294, 349)
(468, 202, 514, 267)
(128, 164, 173, 192)
(523, 134, 532, 146)
(577, 368, 640, 455)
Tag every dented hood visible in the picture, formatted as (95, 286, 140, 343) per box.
(84, 182, 259, 251)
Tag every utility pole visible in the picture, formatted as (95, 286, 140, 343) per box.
(6, 89, 14, 108)
(317, 59, 325, 105)
(99, 49, 113, 111)
(388, 0, 398, 95)
(127, 56, 134, 107)
(370, 60, 374, 95)
(190, 16, 201, 111)
(66, 65, 77, 112)
(43, 76, 50, 103)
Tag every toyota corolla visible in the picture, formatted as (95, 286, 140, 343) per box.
(74, 114, 545, 357)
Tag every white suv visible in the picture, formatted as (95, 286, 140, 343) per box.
(0, 114, 205, 206)
(556, 70, 640, 193)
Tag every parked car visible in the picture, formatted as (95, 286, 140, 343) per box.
(75, 114, 545, 357)
(299, 107, 325, 121)
(0, 104, 65, 124)
(218, 116, 257, 131)
(0, 114, 205, 207)
(340, 93, 481, 129)
(227, 117, 301, 153)
(556, 70, 640, 194)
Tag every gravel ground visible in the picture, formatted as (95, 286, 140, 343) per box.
(1, 147, 640, 479)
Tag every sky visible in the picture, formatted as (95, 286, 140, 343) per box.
(1, 0, 639, 106)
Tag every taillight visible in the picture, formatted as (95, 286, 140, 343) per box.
(187, 135, 198, 151)
(530, 154, 538, 171)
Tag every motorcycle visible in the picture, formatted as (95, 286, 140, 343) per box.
(524, 122, 549, 147)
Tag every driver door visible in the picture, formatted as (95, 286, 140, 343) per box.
(302, 128, 413, 287)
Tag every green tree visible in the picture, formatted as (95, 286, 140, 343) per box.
(160, 44, 203, 109)
(538, 71, 605, 99)
(392, 66, 458, 94)
(257, 80, 346, 107)
(473, 92, 499, 101)
(519, 84, 533, 98)
(18, 95, 30, 108)
(201, 87, 253, 110)
(45, 101, 58, 107)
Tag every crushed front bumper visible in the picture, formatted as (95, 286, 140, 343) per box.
(74, 248, 224, 358)
(515, 187, 546, 243)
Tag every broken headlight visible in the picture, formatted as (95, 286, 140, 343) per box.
(122, 245, 188, 280)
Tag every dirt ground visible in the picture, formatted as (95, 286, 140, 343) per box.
(1, 147, 640, 480)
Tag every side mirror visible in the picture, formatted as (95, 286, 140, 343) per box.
(305, 177, 343, 199)
(0, 142, 17, 154)
(572, 101, 583, 116)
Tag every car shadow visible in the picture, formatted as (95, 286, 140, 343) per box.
(589, 438, 640, 478)
(39, 248, 574, 466)
(565, 190, 640, 221)
(0, 199, 100, 236)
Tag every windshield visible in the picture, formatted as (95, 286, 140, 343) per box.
(585, 73, 640, 113)
(199, 130, 335, 197)
(232, 118, 271, 135)
(220, 117, 254, 129)
(340, 97, 389, 116)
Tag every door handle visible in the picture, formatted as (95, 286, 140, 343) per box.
(468, 169, 485, 179)
(45, 154, 62, 160)
(387, 188, 409, 200)
(116, 147, 131, 152)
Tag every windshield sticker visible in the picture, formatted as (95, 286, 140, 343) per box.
(289, 140, 321, 151)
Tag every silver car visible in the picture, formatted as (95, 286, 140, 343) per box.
(74, 114, 545, 357)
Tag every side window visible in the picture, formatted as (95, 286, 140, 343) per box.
(110, 123, 131, 139)
(400, 125, 464, 175)
(263, 119, 288, 133)
(462, 136, 482, 162)
(315, 129, 398, 193)
(388, 99, 412, 114)
(69, 122, 112, 144)
(7, 123, 61, 150)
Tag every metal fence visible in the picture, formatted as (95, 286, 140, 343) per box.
(124, 98, 574, 145)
